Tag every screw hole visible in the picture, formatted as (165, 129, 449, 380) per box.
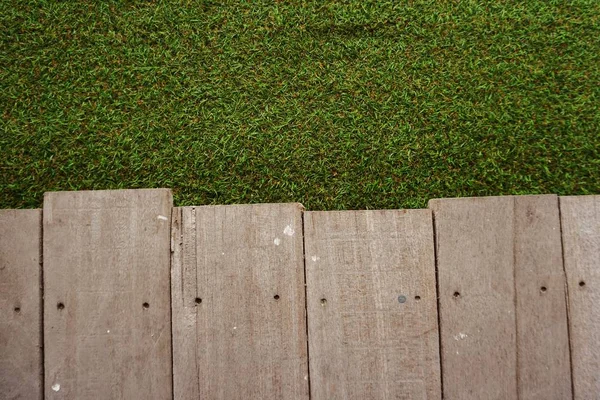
(415, 295, 421, 301)
(274, 294, 280, 300)
(57, 302, 65, 310)
(195, 297, 202, 304)
(143, 302, 149, 309)
(579, 281, 586, 287)
(320, 298, 327, 306)
(541, 286, 547, 292)
(453, 292, 460, 298)
(14, 307, 21, 313)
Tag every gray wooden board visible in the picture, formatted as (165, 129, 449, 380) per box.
(432, 195, 516, 400)
(43, 190, 173, 399)
(430, 195, 571, 400)
(304, 210, 441, 400)
(171, 204, 309, 399)
(560, 195, 600, 399)
(0, 209, 42, 399)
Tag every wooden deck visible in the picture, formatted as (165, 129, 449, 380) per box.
(1, 190, 598, 399)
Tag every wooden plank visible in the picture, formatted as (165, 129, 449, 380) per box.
(43, 189, 173, 399)
(514, 195, 572, 399)
(560, 195, 600, 399)
(430, 195, 571, 400)
(304, 210, 441, 400)
(171, 204, 309, 399)
(0, 209, 42, 400)
(431, 196, 517, 400)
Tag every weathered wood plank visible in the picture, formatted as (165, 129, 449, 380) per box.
(431, 197, 517, 400)
(171, 204, 309, 399)
(513, 195, 572, 400)
(514, 195, 572, 399)
(0, 209, 42, 400)
(560, 195, 600, 399)
(43, 189, 173, 399)
(304, 210, 441, 400)
(430, 195, 571, 400)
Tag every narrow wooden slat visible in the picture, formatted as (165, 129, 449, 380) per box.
(431, 197, 517, 400)
(514, 195, 572, 399)
(304, 210, 441, 399)
(43, 189, 173, 399)
(0, 209, 42, 399)
(430, 195, 571, 400)
(560, 195, 600, 399)
(171, 204, 309, 399)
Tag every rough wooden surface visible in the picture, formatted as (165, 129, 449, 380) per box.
(431, 197, 517, 400)
(43, 189, 173, 399)
(560, 195, 600, 399)
(513, 195, 572, 399)
(430, 195, 571, 400)
(171, 204, 309, 400)
(4, 192, 599, 399)
(304, 210, 441, 400)
(0, 209, 42, 400)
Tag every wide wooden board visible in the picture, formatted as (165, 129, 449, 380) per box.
(43, 190, 173, 399)
(0, 209, 42, 399)
(304, 210, 441, 399)
(560, 195, 600, 399)
(171, 204, 309, 399)
(430, 195, 571, 400)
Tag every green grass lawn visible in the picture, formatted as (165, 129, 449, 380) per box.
(1, 1, 599, 210)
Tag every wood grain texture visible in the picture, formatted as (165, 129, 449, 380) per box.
(0, 209, 42, 400)
(430, 195, 571, 400)
(43, 189, 173, 399)
(171, 204, 309, 400)
(560, 195, 600, 399)
(513, 195, 571, 399)
(304, 210, 441, 400)
(431, 197, 517, 400)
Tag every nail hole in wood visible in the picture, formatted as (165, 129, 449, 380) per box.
(540, 286, 547, 292)
(57, 302, 65, 310)
(320, 298, 327, 306)
(453, 292, 460, 298)
(143, 302, 149, 309)
(579, 281, 586, 287)
(14, 307, 20, 313)
(274, 294, 280, 300)
(414, 295, 421, 301)
(195, 297, 202, 304)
